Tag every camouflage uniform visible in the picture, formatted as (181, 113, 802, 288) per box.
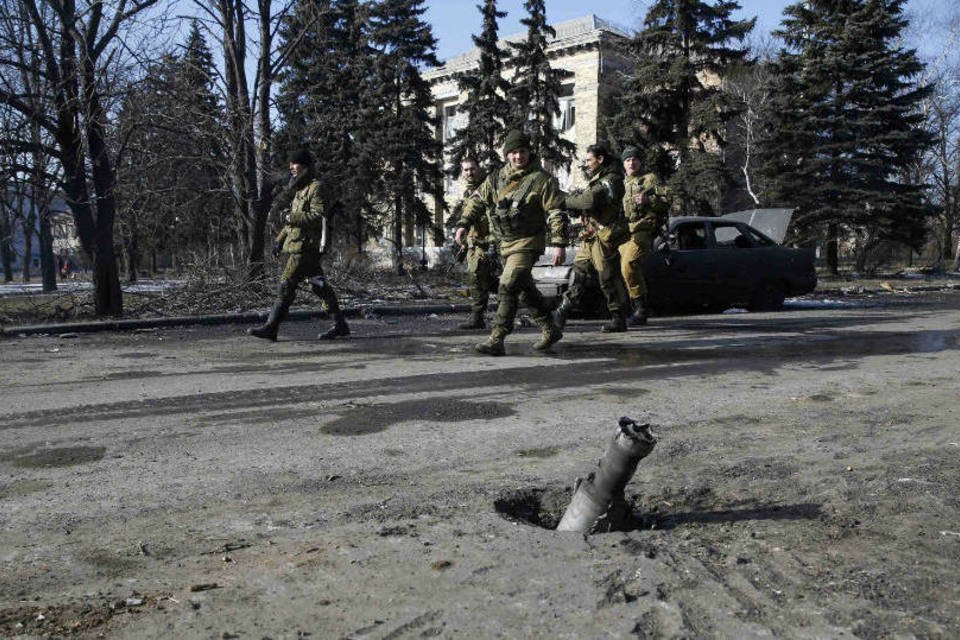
(455, 176, 498, 329)
(249, 163, 348, 341)
(554, 163, 629, 331)
(620, 172, 671, 320)
(459, 155, 567, 356)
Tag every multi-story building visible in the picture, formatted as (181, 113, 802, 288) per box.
(424, 14, 633, 238)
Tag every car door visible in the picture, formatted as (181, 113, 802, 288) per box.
(704, 221, 762, 304)
(644, 220, 713, 308)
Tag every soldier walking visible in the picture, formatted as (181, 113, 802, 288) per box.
(452, 157, 497, 330)
(455, 130, 567, 356)
(552, 143, 630, 333)
(619, 147, 671, 325)
(249, 149, 349, 342)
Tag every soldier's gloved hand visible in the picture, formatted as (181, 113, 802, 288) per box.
(272, 240, 283, 258)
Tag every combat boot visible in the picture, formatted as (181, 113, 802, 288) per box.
(248, 298, 289, 342)
(248, 323, 279, 341)
(458, 311, 486, 330)
(551, 296, 573, 330)
(601, 311, 627, 333)
(628, 296, 649, 326)
(475, 331, 506, 357)
(318, 311, 350, 340)
(532, 319, 563, 351)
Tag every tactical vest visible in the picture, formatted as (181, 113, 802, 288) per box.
(487, 168, 548, 242)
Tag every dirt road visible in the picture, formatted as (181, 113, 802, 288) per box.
(2, 293, 959, 639)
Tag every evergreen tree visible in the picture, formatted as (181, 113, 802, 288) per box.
(447, 0, 512, 174)
(275, 0, 379, 251)
(114, 21, 227, 277)
(766, 0, 934, 272)
(609, 0, 754, 215)
(507, 0, 576, 171)
(368, 0, 442, 272)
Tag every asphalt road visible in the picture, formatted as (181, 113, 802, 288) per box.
(2, 292, 959, 639)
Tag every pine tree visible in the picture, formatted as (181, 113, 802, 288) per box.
(368, 0, 442, 272)
(608, 0, 754, 215)
(507, 0, 576, 171)
(447, 0, 512, 174)
(766, 0, 934, 272)
(275, 0, 383, 252)
(114, 21, 227, 276)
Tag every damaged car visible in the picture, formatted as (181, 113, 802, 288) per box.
(533, 209, 817, 315)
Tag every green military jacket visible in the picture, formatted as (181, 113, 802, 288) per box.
(276, 178, 326, 254)
(460, 160, 566, 257)
(623, 173, 671, 236)
(458, 178, 490, 249)
(565, 164, 627, 244)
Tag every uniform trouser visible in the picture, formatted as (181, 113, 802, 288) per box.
(619, 230, 655, 299)
(466, 246, 497, 315)
(279, 251, 341, 313)
(568, 237, 628, 314)
(492, 250, 552, 336)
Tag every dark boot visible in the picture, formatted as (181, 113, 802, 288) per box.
(248, 290, 292, 341)
(628, 296, 649, 326)
(318, 311, 350, 340)
(551, 296, 574, 330)
(601, 311, 627, 333)
(458, 310, 486, 330)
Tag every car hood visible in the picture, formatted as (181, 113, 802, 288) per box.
(721, 208, 794, 244)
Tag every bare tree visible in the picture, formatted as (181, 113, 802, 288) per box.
(193, 0, 315, 279)
(725, 35, 778, 209)
(0, 0, 164, 315)
(908, 0, 960, 270)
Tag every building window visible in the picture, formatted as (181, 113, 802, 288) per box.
(443, 104, 461, 142)
(554, 83, 575, 132)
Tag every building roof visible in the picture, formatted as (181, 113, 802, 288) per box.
(424, 14, 631, 82)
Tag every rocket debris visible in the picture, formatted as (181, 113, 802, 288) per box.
(556, 417, 657, 534)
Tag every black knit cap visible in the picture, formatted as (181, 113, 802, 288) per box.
(621, 146, 642, 161)
(288, 148, 315, 166)
(502, 129, 531, 155)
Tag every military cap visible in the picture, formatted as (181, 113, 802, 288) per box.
(502, 129, 531, 155)
(621, 146, 642, 161)
(288, 148, 315, 166)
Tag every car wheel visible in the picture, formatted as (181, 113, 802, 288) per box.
(749, 281, 786, 311)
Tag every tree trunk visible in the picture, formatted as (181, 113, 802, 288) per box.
(126, 210, 139, 284)
(827, 225, 839, 274)
(38, 206, 56, 292)
(20, 205, 34, 282)
(0, 215, 12, 282)
(394, 191, 404, 274)
(93, 238, 123, 316)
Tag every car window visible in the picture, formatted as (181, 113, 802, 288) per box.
(713, 223, 744, 248)
(675, 222, 708, 250)
(745, 227, 774, 246)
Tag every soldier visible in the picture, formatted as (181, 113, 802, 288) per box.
(455, 130, 567, 356)
(619, 147, 671, 325)
(552, 143, 630, 333)
(452, 157, 497, 330)
(248, 149, 349, 342)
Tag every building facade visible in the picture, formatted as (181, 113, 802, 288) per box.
(424, 15, 633, 236)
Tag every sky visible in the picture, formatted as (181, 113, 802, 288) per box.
(423, 0, 953, 64)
